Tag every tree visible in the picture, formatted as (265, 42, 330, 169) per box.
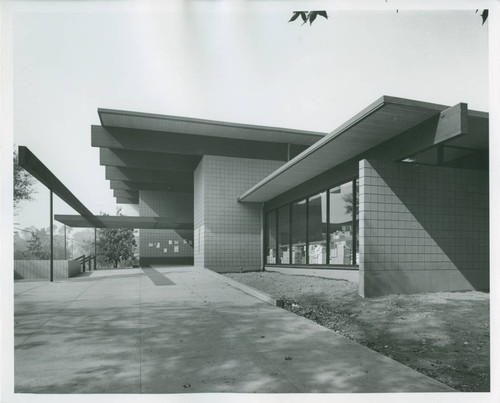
(343, 192, 359, 216)
(96, 228, 136, 268)
(27, 232, 49, 260)
(289, 10, 328, 25)
(13, 147, 36, 209)
(476, 9, 488, 25)
(289, 10, 488, 26)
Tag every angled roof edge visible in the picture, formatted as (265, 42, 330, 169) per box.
(55, 214, 193, 230)
(237, 96, 485, 203)
(97, 108, 326, 141)
(18, 146, 102, 228)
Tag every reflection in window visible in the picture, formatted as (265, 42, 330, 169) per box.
(266, 179, 358, 267)
(329, 183, 353, 265)
(291, 199, 307, 264)
(265, 210, 276, 264)
(308, 192, 327, 264)
(278, 205, 290, 264)
(354, 179, 359, 265)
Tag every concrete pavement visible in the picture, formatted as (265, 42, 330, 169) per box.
(14, 266, 455, 393)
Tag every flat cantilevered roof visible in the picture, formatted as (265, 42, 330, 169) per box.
(238, 96, 484, 203)
(98, 108, 326, 146)
(55, 215, 193, 230)
(95, 109, 327, 204)
(18, 146, 103, 227)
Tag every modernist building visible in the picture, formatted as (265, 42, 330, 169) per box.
(84, 96, 489, 297)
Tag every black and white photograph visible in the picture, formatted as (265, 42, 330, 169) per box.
(1, 1, 498, 402)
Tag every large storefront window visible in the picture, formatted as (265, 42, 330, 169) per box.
(329, 183, 353, 265)
(264, 179, 358, 267)
(291, 199, 307, 264)
(308, 192, 327, 264)
(265, 210, 276, 264)
(278, 205, 290, 264)
(354, 179, 359, 265)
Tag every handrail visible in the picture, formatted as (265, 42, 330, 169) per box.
(73, 255, 97, 272)
(73, 254, 97, 272)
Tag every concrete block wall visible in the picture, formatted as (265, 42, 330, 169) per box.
(139, 190, 194, 266)
(359, 159, 489, 297)
(194, 156, 283, 272)
(194, 162, 205, 268)
(14, 260, 81, 280)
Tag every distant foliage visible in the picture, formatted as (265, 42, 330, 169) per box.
(97, 228, 136, 268)
(476, 9, 488, 25)
(289, 10, 328, 25)
(342, 192, 359, 216)
(289, 9, 488, 26)
(27, 232, 49, 260)
(20, 227, 67, 260)
(13, 148, 36, 208)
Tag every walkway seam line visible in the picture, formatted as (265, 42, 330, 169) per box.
(201, 269, 284, 307)
(14, 282, 52, 296)
(139, 272, 143, 393)
(15, 276, 103, 349)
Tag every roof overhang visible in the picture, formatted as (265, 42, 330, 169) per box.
(98, 108, 325, 146)
(92, 96, 487, 206)
(55, 215, 193, 230)
(94, 109, 328, 204)
(18, 146, 102, 227)
(237, 96, 479, 203)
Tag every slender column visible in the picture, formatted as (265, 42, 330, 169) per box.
(94, 227, 97, 270)
(50, 190, 54, 282)
(352, 180, 357, 265)
(64, 225, 67, 260)
(260, 203, 265, 270)
(288, 205, 292, 265)
(276, 211, 280, 265)
(305, 198, 309, 265)
(326, 189, 330, 265)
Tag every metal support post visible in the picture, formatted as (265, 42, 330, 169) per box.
(94, 227, 97, 270)
(64, 225, 67, 260)
(352, 180, 357, 265)
(50, 190, 54, 282)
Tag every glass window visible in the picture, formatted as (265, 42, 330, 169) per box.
(265, 210, 277, 264)
(291, 199, 307, 264)
(278, 205, 290, 264)
(329, 183, 353, 265)
(354, 179, 359, 265)
(308, 192, 327, 264)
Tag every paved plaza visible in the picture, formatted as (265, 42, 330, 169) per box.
(14, 266, 454, 394)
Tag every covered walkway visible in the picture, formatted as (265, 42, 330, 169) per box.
(14, 266, 453, 393)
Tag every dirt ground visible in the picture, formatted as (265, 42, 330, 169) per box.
(224, 271, 490, 392)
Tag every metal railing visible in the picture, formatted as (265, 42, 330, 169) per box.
(73, 254, 97, 272)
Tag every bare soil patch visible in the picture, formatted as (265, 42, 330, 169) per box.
(224, 271, 489, 392)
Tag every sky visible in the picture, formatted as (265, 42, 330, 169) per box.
(2, 1, 491, 230)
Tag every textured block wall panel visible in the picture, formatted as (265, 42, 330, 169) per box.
(139, 190, 193, 220)
(68, 261, 81, 277)
(14, 260, 78, 280)
(196, 156, 283, 272)
(139, 191, 194, 265)
(359, 159, 489, 297)
(194, 161, 205, 268)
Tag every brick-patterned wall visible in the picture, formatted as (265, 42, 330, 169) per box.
(14, 260, 81, 279)
(194, 162, 205, 268)
(359, 159, 489, 297)
(139, 191, 194, 266)
(194, 156, 283, 272)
